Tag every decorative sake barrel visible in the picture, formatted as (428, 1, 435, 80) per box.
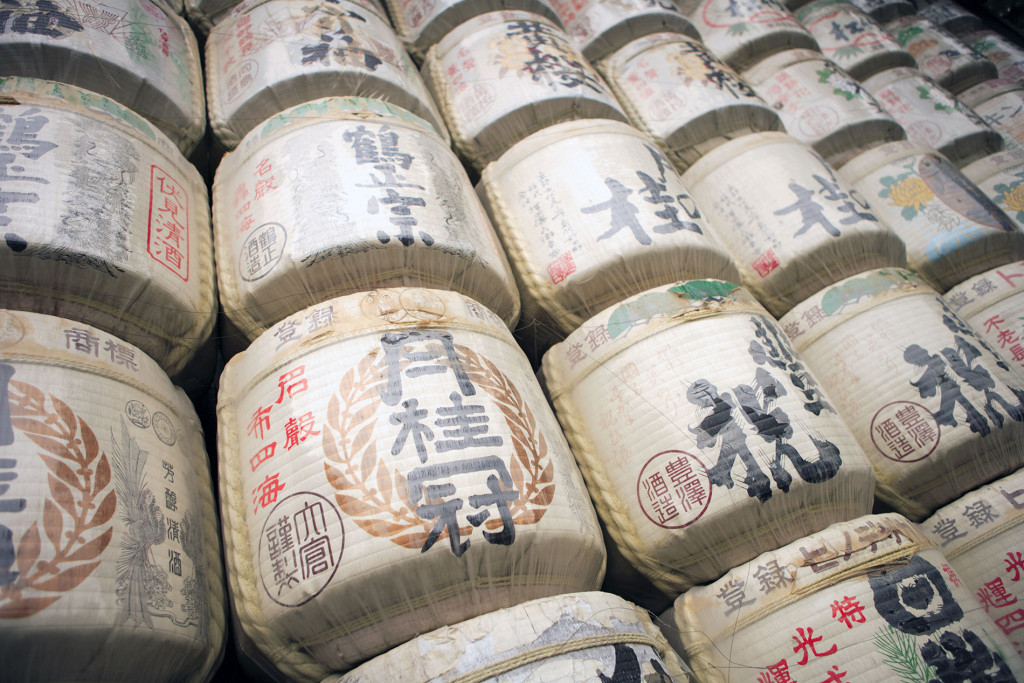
(213, 97, 519, 345)
(680, 132, 905, 317)
(961, 80, 1024, 155)
(189, 0, 385, 33)
(886, 16, 997, 95)
(964, 29, 1024, 84)
(0, 77, 216, 382)
(794, 0, 915, 81)
(848, 0, 913, 22)
(684, 0, 819, 70)
(945, 261, 1024, 378)
(327, 592, 694, 681)
(916, 0, 983, 37)
(205, 0, 446, 150)
(743, 49, 905, 167)
(478, 119, 740, 341)
(0, 0, 204, 156)
(0, 310, 226, 681)
(542, 281, 876, 594)
(217, 288, 606, 679)
(839, 140, 1024, 291)
(780, 267, 1024, 519)
(864, 67, 1003, 168)
(962, 149, 1024, 232)
(671, 513, 1024, 681)
(549, 0, 698, 62)
(597, 32, 783, 170)
(422, 10, 627, 170)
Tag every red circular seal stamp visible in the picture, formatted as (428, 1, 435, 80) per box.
(635, 450, 711, 529)
(870, 400, 940, 463)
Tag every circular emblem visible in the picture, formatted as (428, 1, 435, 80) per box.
(239, 222, 287, 282)
(905, 120, 943, 147)
(635, 450, 712, 530)
(870, 400, 940, 463)
(0, 312, 25, 349)
(798, 104, 840, 138)
(152, 412, 176, 446)
(125, 400, 151, 429)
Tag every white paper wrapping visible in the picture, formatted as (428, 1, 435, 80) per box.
(886, 15, 998, 95)
(550, 0, 698, 62)
(964, 29, 1024, 84)
(945, 261, 1024, 380)
(961, 80, 1024, 155)
(684, 0, 819, 70)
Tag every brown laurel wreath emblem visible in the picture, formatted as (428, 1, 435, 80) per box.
(322, 345, 554, 550)
(0, 380, 116, 618)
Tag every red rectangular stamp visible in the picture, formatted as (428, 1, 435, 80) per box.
(547, 251, 576, 284)
(752, 249, 780, 278)
(147, 165, 190, 282)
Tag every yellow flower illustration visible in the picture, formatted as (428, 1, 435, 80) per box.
(668, 51, 711, 81)
(886, 177, 934, 211)
(1003, 183, 1024, 213)
(489, 36, 532, 70)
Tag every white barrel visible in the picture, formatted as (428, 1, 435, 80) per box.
(916, 0, 983, 37)
(542, 281, 876, 594)
(794, 0, 915, 80)
(681, 132, 905, 317)
(422, 10, 627, 170)
(217, 288, 606, 679)
(839, 140, 1024, 291)
(672, 513, 1024, 681)
(864, 67, 1003, 168)
(329, 592, 694, 681)
(743, 49, 905, 167)
(478, 119, 740, 341)
(781, 267, 1024, 519)
(205, 0, 446, 150)
(684, 0, 819, 70)
(964, 29, 1024, 84)
(945, 261, 1024, 378)
(961, 80, 1024, 155)
(848, 0, 913, 22)
(0, 77, 216, 383)
(886, 16, 997, 95)
(550, 0, 698, 62)
(598, 32, 783, 170)
(0, 310, 226, 681)
(962, 149, 1024, 232)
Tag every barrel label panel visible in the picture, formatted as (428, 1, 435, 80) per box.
(489, 19, 603, 94)
(147, 164, 190, 282)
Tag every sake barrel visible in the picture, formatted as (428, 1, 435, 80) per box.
(217, 288, 606, 679)
(839, 140, 1024, 291)
(961, 80, 1024, 155)
(597, 32, 783, 170)
(945, 261, 1024, 378)
(672, 513, 1024, 681)
(680, 132, 905, 317)
(886, 16, 997, 95)
(189, 0, 385, 34)
(421, 10, 627, 170)
(743, 49, 905, 167)
(964, 29, 1024, 83)
(847, 0, 913, 22)
(684, 0, 819, 70)
(794, 0, 916, 81)
(478, 119, 740, 341)
(0, 77, 216, 382)
(962, 149, 1024, 232)
(916, 0, 983, 37)
(542, 281, 876, 594)
(0, 310, 226, 681)
(780, 267, 1024, 519)
(213, 97, 519, 345)
(864, 67, 1003, 167)
(328, 592, 694, 681)
(549, 0, 698, 62)
(0, 0, 205, 156)
(205, 0, 447, 150)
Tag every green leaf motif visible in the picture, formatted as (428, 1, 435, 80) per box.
(874, 625, 936, 683)
(835, 45, 865, 60)
(726, 22, 750, 35)
(902, 205, 918, 221)
(897, 26, 925, 45)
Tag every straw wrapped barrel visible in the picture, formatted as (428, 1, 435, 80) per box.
(945, 261, 1024, 379)
(847, 0, 912, 23)
(188, 0, 385, 34)
(960, 80, 1024, 155)
(964, 29, 1024, 84)
(217, 288, 605, 680)
(549, 0, 698, 62)
(962, 149, 1024, 232)
(597, 32, 783, 171)
(0, 310, 226, 681)
(839, 140, 1024, 292)
(885, 16, 997, 95)
(916, 0, 983, 37)
(670, 513, 1024, 681)
(683, 0, 819, 70)
(0, 77, 216, 383)
(780, 267, 1024, 520)
(680, 132, 905, 317)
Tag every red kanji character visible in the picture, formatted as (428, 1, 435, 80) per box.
(998, 268, 1024, 288)
(985, 315, 1006, 333)
(820, 665, 847, 683)
(758, 659, 794, 683)
(275, 366, 308, 404)
(252, 472, 285, 513)
(249, 442, 277, 472)
(1006, 551, 1024, 581)
(831, 595, 866, 628)
(978, 577, 1017, 611)
(998, 328, 1021, 348)
(792, 627, 837, 665)
(941, 563, 962, 588)
(248, 405, 272, 440)
(996, 609, 1024, 634)
(283, 412, 321, 450)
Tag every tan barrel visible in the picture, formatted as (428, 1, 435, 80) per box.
(781, 267, 1024, 520)
(945, 261, 1024, 379)
(550, 0, 698, 62)
(886, 16, 997, 95)
(684, 0, 819, 70)
(962, 149, 1024, 232)
(671, 513, 1024, 681)
(916, 0, 983, 37)
(422, 10, 627, 170)
(542, 280, 876, 594)
(0, 77, 216, 383)
(598, 32, 783, 171)
(217, 288, 606, 680)
(961, 80, 1024, 155)
(680, 132, 905, 317)
(864, 67, 1003, 168)
(328, 592, 694, 682)
(964, 29, 1024, 84)
(0, 310, 226, 681)
(839, 140, 1024, 292)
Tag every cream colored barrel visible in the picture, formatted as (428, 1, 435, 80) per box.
(542, 281, 875, 594)
(0, 77, 216, 382)
(848, 0, 912, 22)
(598, 32, 783, 171)
(422, 10, 627, 170)
(864, 67, 1003, 168)
(961, 80, 1024, 155)
(188, 0, 385, 34)
(743, 49, 905, 167)
(478, 119, 740, 341)
(795, 0, 915, 80)
(680, 132, 905, 317)
(685, 0, 818, 70)
(217, 288, 605, 680)
(328, 592, 694, 682)
(550, 0, 698, 62)
(839, 140, 1024, 292)
(886, 16, 997, 95)
(0, 310, 226, 681)
(945, 261, 1024, 379)
(962, 149, 1024, 232)
(0, 0, 205, 156)
(781, 268, 1024, 520)
(964, 29, 1024, 84)
(672, 513, 1024, 681)
(213, 97, 519, 346)
(205, 0, 446, 150)
(916, 0, 983, 37)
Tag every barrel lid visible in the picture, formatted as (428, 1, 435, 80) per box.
(681, 131, 799, 192)
(959, 78, 1024, 109)
(945, 261, 1024, 322)
(962, 148, 1024, 184)
(795, 0, 859, 24)
(742, 47, 827, 86)
(838, 139, 945, 186)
